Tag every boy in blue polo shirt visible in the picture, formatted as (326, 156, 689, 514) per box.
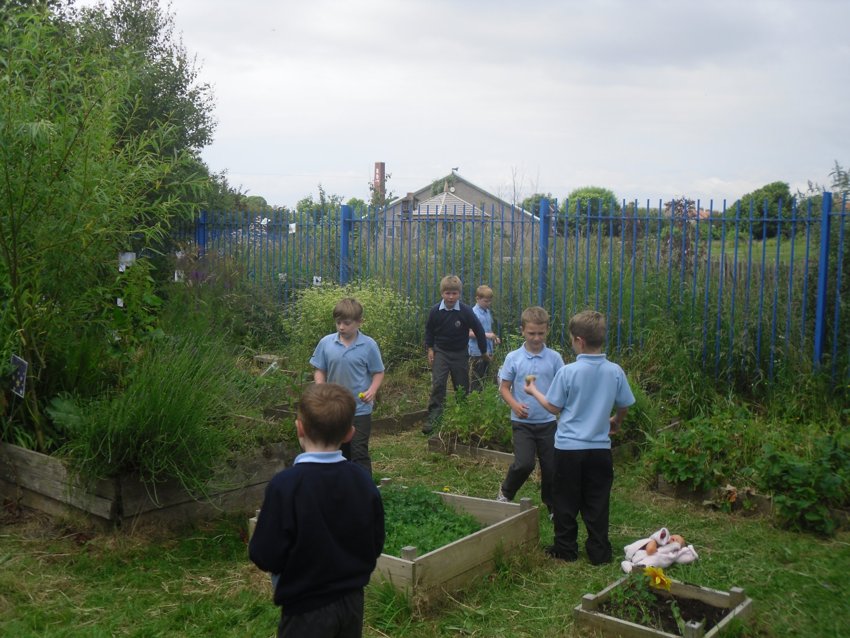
(468, 284, 501, 392)
(310, 297, 385, 475)
(496, 306, 563, 514)
(525, 310, 635, 565)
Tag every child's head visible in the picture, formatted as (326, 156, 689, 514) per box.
(475, 285, 494, 305)
(440, 275, 462, 308)
(297, 383, 355, 447)
(440, 275, 462, 294)
(569, 310, 606, 351)
(520, 306, 550, 352)
(333, 297, 363, 323)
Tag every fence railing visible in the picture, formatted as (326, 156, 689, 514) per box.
(176, 193, 848, 384)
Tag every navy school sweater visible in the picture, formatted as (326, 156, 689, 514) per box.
(424, 301, 487, 354)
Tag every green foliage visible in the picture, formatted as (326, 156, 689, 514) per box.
(438, 385, 512, 450)
(648, 412, 759, 493)
(281, 282, 420, 372)
(732, 181, 793, 239)
(52, 331, 263, 494)
(380, 483, 481, 557)
(756, 432, 850, 536)
(0, 9, 204, 449)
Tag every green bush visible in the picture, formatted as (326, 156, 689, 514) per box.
(51, 331, 264, 495)
(438, 385, 512, 450)
(756, 432, 850, 536)
(647, 411, 759, 493)
(281, 282, 420, 372)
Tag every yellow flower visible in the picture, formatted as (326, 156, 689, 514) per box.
(442, 486, 451, 492)
(644, 566, 671, 591)
(358, 392, 366, 399)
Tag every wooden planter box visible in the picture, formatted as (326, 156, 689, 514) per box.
(248, 491, 539, 603)
(575, 576, 753, 638)
(372, 492, 538, 601)
(263, 405, 428, 436)
(0, 441, 295, 527)
(429, 436, 637, 468)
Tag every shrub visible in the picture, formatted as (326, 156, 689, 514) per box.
(281, 282, 420, 372)
(647, 411, 759, 493)
(756, 432, 850, 536)
(438, 385, 512, 450)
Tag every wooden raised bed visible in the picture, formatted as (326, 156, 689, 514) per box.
(248, 490, 539, 603)
(372, 492, 538, 601)
(575, 576, 753, 638)
(0, 441, 295, 527)
(263, 404, 428, 436)
(428, 436, 637, 468)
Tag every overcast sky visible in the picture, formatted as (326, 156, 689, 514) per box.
(155, 0, 848, 209)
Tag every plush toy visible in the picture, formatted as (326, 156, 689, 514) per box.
(621, 527, 699, 573)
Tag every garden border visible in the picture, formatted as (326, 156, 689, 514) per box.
(0, 441, 295, 527)
(575, 575, 753, 638)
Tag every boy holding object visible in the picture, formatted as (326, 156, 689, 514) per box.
(249, 383, 385, 638)
(525, 310, 635, 565)
(310, 297, 385, 475)
(496, 306, 563, 514)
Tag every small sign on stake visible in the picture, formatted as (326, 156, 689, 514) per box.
(11, 354, 27, 398)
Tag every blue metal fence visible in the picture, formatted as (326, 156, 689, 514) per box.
(179, 193, 848, 383)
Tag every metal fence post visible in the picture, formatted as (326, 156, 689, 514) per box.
(537, 198, 551, 306)
(340, 204, 352, 284)
(195, 210, 207, 258)
(813, 192, 832, 369)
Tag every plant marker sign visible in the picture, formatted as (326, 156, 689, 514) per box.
(10, 354, 27, 398)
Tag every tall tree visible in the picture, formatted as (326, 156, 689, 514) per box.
(732, 182, 792, 239)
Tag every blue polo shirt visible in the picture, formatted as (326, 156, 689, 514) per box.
(499, 345, 564, 423)
(309, 332, 385, 416)
(545, 354, 635, 450)
(468, 304, 495, 356)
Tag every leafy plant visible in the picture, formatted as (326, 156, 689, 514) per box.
(647, 412, 758, 493)
(604, 567, 679, 631)
(756, 432, 850, 536)
(380, 483, 482, 557)
(437, 385, 512, 450)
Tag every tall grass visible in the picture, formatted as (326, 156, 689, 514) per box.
(53, 330, 262, 495)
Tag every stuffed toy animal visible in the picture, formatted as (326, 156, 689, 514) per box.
(621, 527, 699, 573)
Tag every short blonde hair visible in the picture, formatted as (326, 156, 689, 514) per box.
(475, 285, 493, 300)
(569, 310, 606, 348)
(333, 297, 363, 322)
(297, 383, 355, 446)
(440, 275, 462, 293)
(521, 306, 549, 328)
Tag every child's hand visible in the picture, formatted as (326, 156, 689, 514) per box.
(514, 402, 529, 419)
(609, 416, 620, 435)
(524, 375, 537, 390)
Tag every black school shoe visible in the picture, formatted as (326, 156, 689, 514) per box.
(544, 545, 578, 562)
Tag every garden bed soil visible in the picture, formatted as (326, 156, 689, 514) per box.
(655, 476, 774, 517)
(0, 441, 295, 528)
(576, 576, 753, 637)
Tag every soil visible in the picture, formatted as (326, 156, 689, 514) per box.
(598, 589, 727, 635)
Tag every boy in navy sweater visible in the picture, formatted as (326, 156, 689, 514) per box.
(422, 275, 488, 434)
(249, 383, 385, 638)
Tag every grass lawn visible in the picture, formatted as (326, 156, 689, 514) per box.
(1, 427, 847, 637)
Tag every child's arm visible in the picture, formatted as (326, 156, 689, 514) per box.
(359, 371, 385, 403)
(609, 407, 628, 434)
(524, 378, 560, 415)
(499, 379, 528, 419)
(313, 368, 327, 384)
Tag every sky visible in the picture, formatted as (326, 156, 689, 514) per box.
(138, 0, 850, 209)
